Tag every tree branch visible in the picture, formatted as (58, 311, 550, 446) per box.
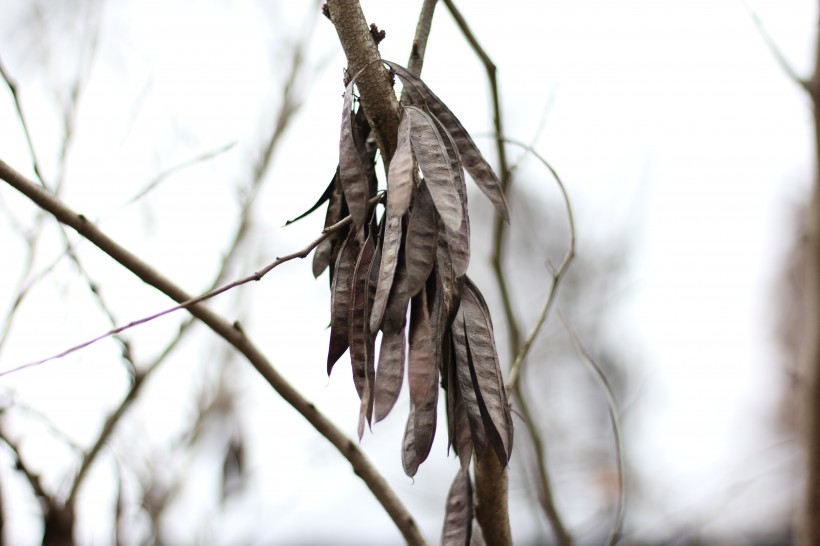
(326, 0, 402, 162)
(406, 0, 439, 78)
(0, 159, 427, 546)
(561, 316, 625, 546)
(742, 0, 810, 92)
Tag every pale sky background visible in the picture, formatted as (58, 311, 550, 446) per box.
(0, 0, 816, 544)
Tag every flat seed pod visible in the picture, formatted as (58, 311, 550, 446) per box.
(441, 468, 473, 546)
(430, 114, 470, 278)
(405, 106, 462, 233)
(339, 79, 369, 228)
(404, 182, 438, 298)
(374, 326, 406, 422)
(452, 386, 473, 470)
(401, 403, 419, 477)
(370, 206, 403, 333)
(349, 230, 375, 402)
(359, 244, 382, 432)
(384, 60, 510, 222)
(387, 112, 415, 217)
(412, 391, 437, 470)
(409, 291, 437, 409)
(462, 278, 513, 463)
(382, 249, 412, 336)
(408, 291, 438, 461)
(436, 230, 463, 326)
(327, 232, 356, 374)
(451, 306, 487, 458)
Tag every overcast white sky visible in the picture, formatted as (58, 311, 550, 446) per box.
(0, 0, 816, 543)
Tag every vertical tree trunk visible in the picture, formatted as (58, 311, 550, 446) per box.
(800, 17, 820, 545)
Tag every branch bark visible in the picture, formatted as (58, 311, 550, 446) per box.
(326, 0, 401, 163)
(0, 158, 427, 546)
(800, 7, 820, 544)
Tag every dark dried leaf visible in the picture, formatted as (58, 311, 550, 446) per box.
(349, 230, 375, 404)
(312, 168, 347, 279)
(441, 468, 473, 546)
(374, 326, 405, 422)
(340, 79, 369, 227)
(327, 232, 356, 374)
(387, 112, 415, 217)
(451, 306, 487, 458)
(404, 183, 438, 298)
(405, 106, 463, 232)
(462, 278, 513, 463)
(286, 172, 335, 226)
(370, 206, 402, 333)
(384, 60, 510, 222)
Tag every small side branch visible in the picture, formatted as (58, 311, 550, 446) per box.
(503, 140, 576, 393)
(742, 0, 810, 92)
(561, 316, 626, 546)
(406, 0, 439, 78)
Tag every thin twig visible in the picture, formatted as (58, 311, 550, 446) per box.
(503, 139, 575, 393)
(560, 315, 626, 546)
(0, 192, 380, 379)
(0, 159, 425, 546)
(0, 57, 46, 187)
(124, 142, 237, 206)
(405, 0, 439, 78)
(0, 429, 54, 508)
(742, 0, 810, 92)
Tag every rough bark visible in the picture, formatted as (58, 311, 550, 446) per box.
(326, 0, 401, 163)
(802, 81, 820, 546)
(800, 7, 820, 541)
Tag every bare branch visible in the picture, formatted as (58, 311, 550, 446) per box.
(326, 0, 402, 162)
(513, 391, 573, 546)
(124, 142, 237, 206)
(742, 0, 810, 92)
(0, 159, 424, 544)
(0, 430, 52, 505)
(405, 0, 439, 78)
(560, 315, 626, 546)
(0, 57, 47, 187)
(0, 191, 381, 379)
(503, 140, 575, 393)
